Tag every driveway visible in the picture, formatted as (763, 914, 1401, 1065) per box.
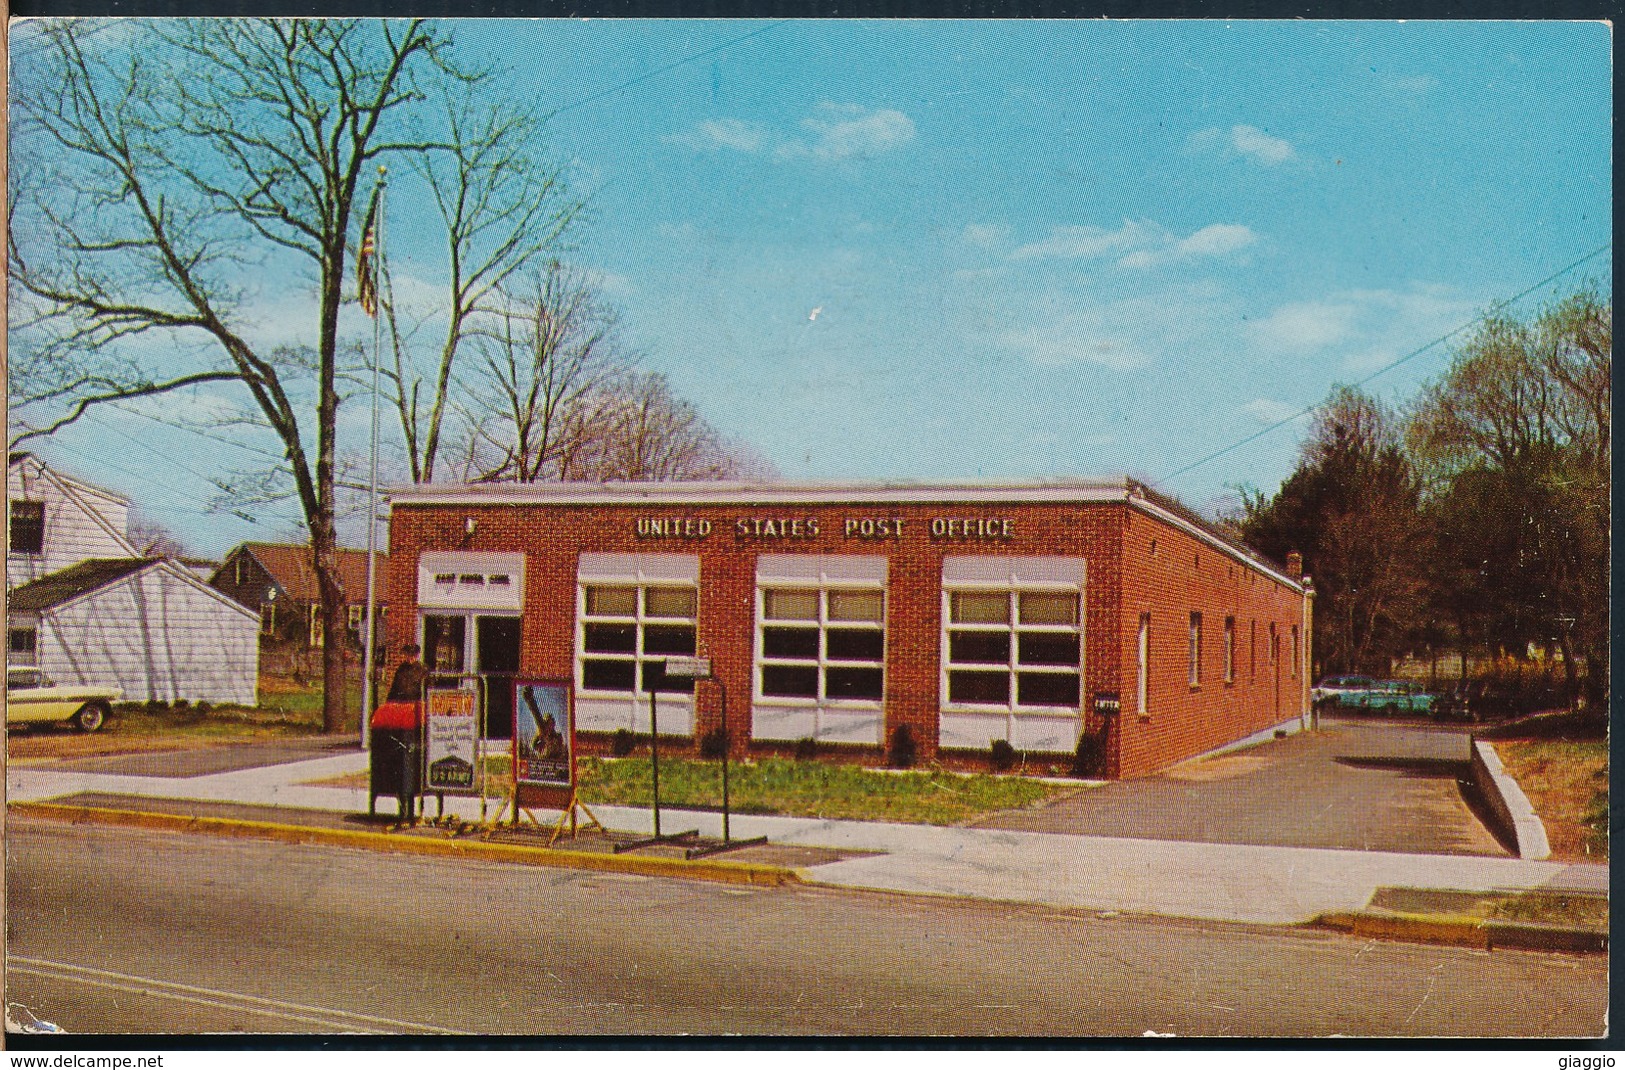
(973, 718, 1510, 857)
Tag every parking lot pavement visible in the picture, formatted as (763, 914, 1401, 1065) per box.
(33, 737, 362, 779)
(972, 719, 1510, 857)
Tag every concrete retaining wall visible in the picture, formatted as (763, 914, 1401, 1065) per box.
(1470, 739, 1550, 860)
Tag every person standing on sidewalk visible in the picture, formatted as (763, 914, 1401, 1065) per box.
(386, 643, 427, 704)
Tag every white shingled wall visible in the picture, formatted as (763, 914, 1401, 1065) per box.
(37, 563, 260, 705)
(7, 458, 137, 588)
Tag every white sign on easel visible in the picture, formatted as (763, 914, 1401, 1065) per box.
(425, 688, 480, 794)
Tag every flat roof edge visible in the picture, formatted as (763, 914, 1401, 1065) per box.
(387, 479, 1134, 508)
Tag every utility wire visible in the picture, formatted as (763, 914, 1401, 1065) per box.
(549, 21, 790, 117)
(1152, 241, 1613, 488)
(33, 436, 268, 528)
(109, 401, 289, 464)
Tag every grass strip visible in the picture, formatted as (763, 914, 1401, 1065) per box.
(575, 755, 1067, 825)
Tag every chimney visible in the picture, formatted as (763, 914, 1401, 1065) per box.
(1286, 551, 1303, 581)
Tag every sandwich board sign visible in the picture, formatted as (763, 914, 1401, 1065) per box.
(513, 679, 573, 790)
(425, 687, 479, 793)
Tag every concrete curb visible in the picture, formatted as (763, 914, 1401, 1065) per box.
(9, 801, 803, 889)
(1313, 910, 1606, 954)
(1469, 739, 1552, 860)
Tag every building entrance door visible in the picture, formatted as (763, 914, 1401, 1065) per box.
(476, 615, 521, 739)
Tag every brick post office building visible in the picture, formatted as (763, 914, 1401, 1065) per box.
(384, 479, 1312, 779)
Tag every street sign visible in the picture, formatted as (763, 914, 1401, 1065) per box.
(663, 657, 712, 679)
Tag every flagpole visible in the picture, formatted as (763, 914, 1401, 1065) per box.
(360, 165, 387, 752)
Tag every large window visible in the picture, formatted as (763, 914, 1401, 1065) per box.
(944, 588, 1082, 710)
(9, 501, 44, 555)
(579, 584, 698, 695)
(756, 586, 885, 702)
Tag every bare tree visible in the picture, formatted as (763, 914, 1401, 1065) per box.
(383, 88, 583, 483)
(9, 19, 467, 732)
(126, 515, 188, 559)
(567, 372, 753, 482)
(455, 262, 625, 482)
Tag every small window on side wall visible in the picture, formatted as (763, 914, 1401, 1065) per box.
(9, 501, 44, 555)
(8, 627, 38, 665)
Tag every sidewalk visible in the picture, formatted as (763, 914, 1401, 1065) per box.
(6, 748, 1606, 929)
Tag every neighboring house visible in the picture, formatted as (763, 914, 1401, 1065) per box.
(5, 454, 260, 705)
(7, 452, 139, 589)
(8, 558, 260, 705)
(210, 542, 387, 650)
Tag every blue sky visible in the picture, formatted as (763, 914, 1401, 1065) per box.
(8, 19, 1613, 559)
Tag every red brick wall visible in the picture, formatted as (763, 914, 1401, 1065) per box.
(1114, 506, 1307, 779)
(384, 495, 1304, 777)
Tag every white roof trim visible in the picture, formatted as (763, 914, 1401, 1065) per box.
(389, 478, 1133, 509)
(1127, 497, 1304, 593)
(37, 464, 139, 558)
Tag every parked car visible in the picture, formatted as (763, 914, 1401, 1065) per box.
(6, 667, 119, 732)
(1339, 679, 1437, 716)
(1312, 675, 1377, 709)
(1431, 680, 1532, 724)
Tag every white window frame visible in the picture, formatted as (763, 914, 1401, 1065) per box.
(576, 582, 699, 698)
(1136, 612, 1150, 719)
(1188, 612, 1202, 689)
(754, 584, 886, 708)
(1223, 615, 1236, 685)
(941, 585, 1084, 715)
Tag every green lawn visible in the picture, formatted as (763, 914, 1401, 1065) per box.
(1496, 739, 1608, 861)
(576, 755, 1070, 826)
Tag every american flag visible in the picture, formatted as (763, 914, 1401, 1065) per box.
(357, 186, 381, 317)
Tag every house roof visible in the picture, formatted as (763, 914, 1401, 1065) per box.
(231, 542, 387, 604)
(8, 558, 158, 612)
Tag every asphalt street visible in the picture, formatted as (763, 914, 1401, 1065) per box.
(5, 817, 1606, 1038)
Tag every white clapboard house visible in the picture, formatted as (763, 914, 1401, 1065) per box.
(7, 453, 260, 705)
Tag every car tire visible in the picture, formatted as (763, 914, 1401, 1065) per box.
(73, 702, 109, 733)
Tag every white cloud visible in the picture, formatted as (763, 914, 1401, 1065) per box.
(1177, 223, 1258, 258)
(1247, 284, 1481, 373)
(666, 118, 769, 154)
(1241, 398, 1306, 425)
(776, 105, 916, 162)
(669, 105, 916, 164)
(961, 222, 1010, 250)
(1230, 125, 1294, 166)
(987, 287, 1233, 372)
(1189, 124, 1296, 167)
(1247, 300, 1360, 351)
(1013, 219, 1257, 269)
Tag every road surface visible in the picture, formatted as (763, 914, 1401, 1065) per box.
(4, 818, 1606, 1037)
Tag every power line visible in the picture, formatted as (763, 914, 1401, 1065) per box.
(549, 21, 791, 117)
(109, 401, 289, 464)
(1152, 242, 1613, 488)
(33, 436, 267, 528)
